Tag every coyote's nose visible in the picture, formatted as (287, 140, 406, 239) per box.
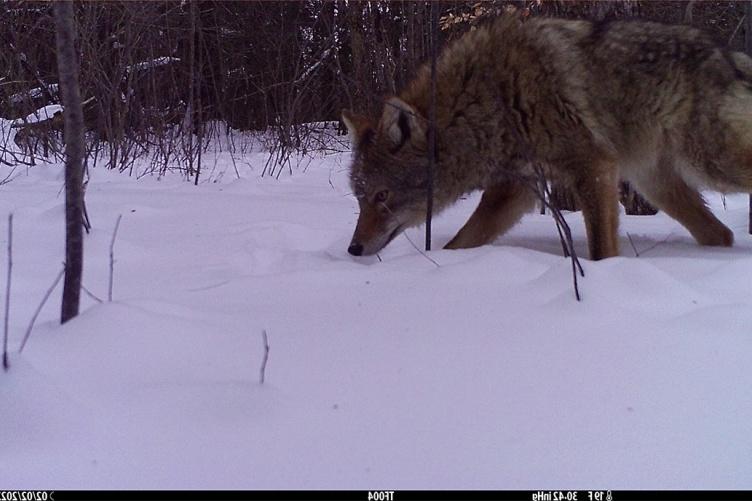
(348, 243, 364, 256)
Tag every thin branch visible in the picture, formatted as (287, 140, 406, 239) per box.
(637, 231, 674, 256)
(626, 232, 640, 257)
(82, 179, 91, 234)
(534, 170, 584, 301)
(728, 14, 745, 45)
(534, 166, 584, 277)
(19, 267, 65, 354)
(108, 214, 122, 301)
(0, 166, 18, 185)
(536, 188, 584, 300)
(260, 329, 270, 384)
(510, 166, 584, 301)
(402, 231, 440, 268)
(81, 284, 103, 304)
(500, 105, 584, 300)
(382, 204, 440, 267)
(82, 201, 92, 234)
(3, 213, 12, 371)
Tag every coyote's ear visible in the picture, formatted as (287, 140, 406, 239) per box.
(341, 109, 373, 148)
(381, 97, 426, 150)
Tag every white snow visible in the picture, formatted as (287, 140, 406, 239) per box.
(13, 104, 64, 126)
(1, 140, 751, 489)
(127, 57, 180, 74)
(8, 84, 59, 106)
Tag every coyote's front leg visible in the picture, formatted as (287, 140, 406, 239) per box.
(444, 182, 536, 249)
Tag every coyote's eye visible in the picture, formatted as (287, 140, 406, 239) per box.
(374, 190, 390, 204)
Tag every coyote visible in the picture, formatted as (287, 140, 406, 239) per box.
(343, 14, 752, 260)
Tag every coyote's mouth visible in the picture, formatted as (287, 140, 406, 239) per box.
(353, 222, 405, 256)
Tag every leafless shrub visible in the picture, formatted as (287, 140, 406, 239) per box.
(0, 1, 745, 179)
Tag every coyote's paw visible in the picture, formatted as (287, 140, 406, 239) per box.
(696, 224, 734, 247)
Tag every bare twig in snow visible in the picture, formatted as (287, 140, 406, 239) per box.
(1, 166, 18, 186)
(109, 214, 123, 301)
(260, 329, 270, 384)
(502, 113, 584, 300)
(3, 214, 12, 371)
(533, 166, 584, 274)
(626, 232, 640, 257)
(82, 200, 92, 234)
(81, 284, 103, 304)
(20, 267, 65, 354)
(520, 165, 584, 301)
(382, 204, 439, 267)
(82, 180, 91, 234)
(638, 232, 674, 256)
(402, 231, 440, 268)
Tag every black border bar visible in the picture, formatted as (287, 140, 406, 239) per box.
(4, 490, 747, 501)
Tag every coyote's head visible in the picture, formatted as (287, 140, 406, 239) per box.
(342, 97, 430, 256)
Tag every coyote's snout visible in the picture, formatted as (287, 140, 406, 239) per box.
(344, 14, 752, 260)
(347, 190, 404, 256)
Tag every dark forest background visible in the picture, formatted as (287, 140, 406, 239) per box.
(0, 0, 748, 204)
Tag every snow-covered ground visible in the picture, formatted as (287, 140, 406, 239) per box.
(1, 142, 751, 489)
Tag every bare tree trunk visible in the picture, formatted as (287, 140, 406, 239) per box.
(186, 0, 197, 178)
(407, 2, 417, 71)
(683, 1, 695, 24)
(193, 0, 203, 186)
(747, 1, 752, 234)
(55, 1, 85, 324)
(425, 0, 439, 251)
(348, 1, 367, 111)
